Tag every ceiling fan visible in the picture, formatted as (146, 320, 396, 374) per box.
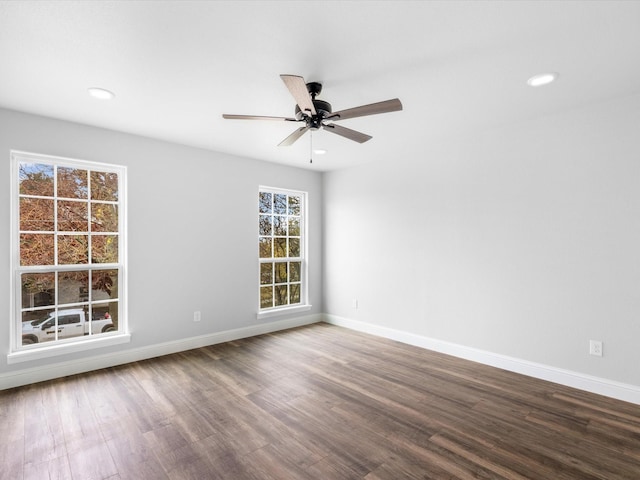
(222, 74, 403, 146)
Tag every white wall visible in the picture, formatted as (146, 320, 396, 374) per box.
(324, 94, 640, 389)
(0, 108, 323, 385)
(4, 93, 640, 398)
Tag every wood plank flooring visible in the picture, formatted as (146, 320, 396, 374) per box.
(1, 323, 640, 479)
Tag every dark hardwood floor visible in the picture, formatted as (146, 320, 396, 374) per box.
(1, 323, 640, 479)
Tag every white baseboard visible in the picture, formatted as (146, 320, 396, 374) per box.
(323, 314, 640, 405)
(6, 312, 640, 406)
(0, 314, 322, 390)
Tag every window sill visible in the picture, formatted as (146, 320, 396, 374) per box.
(257, 304, 312, 320)
(7, 333, 131, 364)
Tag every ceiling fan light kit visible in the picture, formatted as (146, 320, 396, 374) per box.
(222, 74, 402, 148)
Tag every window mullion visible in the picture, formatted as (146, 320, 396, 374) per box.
(54, 164, 59, 268)
(55, 271, 60, 341)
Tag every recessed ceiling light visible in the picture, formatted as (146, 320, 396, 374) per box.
(527, 72, 558, 87)
(88, 87, 115, 100)
(313, 149, 327, 155)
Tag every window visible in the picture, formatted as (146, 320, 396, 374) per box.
(10, 151, 128, 360)
(258, 187, 308, 315)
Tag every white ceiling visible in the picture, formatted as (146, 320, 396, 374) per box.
(1, 1, 639, 171)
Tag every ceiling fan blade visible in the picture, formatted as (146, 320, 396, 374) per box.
(278, 126, 311, 146)
(323, 123, 372, 143)
(222, 114, 298, 121)
(327, 98, 403, 121)
(280, 74, 317, 116)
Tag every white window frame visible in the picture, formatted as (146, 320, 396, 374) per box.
(257, 186, 311, 319)
(8, 151, 129, 364)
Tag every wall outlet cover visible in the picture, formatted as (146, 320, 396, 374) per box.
(589, 340, 603, 357)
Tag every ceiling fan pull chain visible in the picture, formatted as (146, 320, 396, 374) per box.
(309, 130, 313, 164)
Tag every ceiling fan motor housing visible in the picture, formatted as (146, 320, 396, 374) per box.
(295, 99, 332, 129)
(293, 81, 332, 129)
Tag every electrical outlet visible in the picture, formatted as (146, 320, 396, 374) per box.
(589, 340, 602, 357)
(193, 311, 201, 322)
(352, 299, 358, 310)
